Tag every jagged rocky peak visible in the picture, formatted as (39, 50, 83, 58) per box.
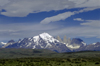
(56, 36, 62, 42)
(2, 40, 15, 48)
(64, 38, 87, 50)
(18, 39, 21, 42)
(63, 35, 67, 43)
(71, 38, 86, 46)
(67, 38, 71, 44)
(7, 40, 15, 44)
(96, 42, 100, 44)
(71, 38, 83, 44)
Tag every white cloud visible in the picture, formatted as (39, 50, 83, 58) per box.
(81, 20, 100, 27)
(0, 20, 100, 42)
(50, 25, 100, 38)
(0, 0, 10, 11)
(79, 7, 100, 13)
(48, 20, 100, 38)
(0, 0, 10, 6)
(69, 0, 100, 8)
(40, 12, 75, 24)
(0, 0, 74, 17)
(40, 7, 99, 24)
(74, 18, 84, 21)
(0, 0, 100, 17)
(39, 0, 100, 24)
(0, 23, 59, 41)
(75, 0, 100, 8)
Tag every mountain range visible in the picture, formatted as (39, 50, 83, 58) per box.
(1, 32, 100, 53)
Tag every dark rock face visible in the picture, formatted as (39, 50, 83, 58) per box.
(7, 40, 15, 44)
(71, 38, 83, 44)
(70, 38, 85, 47)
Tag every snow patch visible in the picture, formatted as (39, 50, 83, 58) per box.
(39, 32, 59, 43)
(45, 42, 52, 48)
(18, 41, 21, 43)
(28, 38, 33, 41)
(33, 36, 39, 42)
(82, 42, 86, 46)
(32, 45, 36, 49)
(26, 43, 32, 47)
(1, 42, 7, 45)
(92, 43, 96, 45)
(39, 32, 52, 38)
(66, 43, 80, 49)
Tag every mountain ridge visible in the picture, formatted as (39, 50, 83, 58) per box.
(2, 33, 71, 53)
(1, 32, 100, 53)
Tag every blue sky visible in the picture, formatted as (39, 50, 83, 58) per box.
(0, 0, 100, 44)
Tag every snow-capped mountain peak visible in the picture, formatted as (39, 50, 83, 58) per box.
(39, 32, 52, 38)
(33, 36, 39, 42)
(3, 32, 70, 52)
(32, 32, 59, 43)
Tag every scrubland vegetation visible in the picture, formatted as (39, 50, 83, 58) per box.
(0, 57, 100, 66)
(0, 48, 100, 66)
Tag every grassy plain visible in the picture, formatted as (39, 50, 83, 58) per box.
(0, 48, 100, 66)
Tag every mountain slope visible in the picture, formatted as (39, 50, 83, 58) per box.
(2, 32, 100, 52)
(85, 42, 100, 51)
(4, 33, 71, 53)
(76, 42, 100, 51)
(0, 42, 7, 48)
(62, 38, 86, 50)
